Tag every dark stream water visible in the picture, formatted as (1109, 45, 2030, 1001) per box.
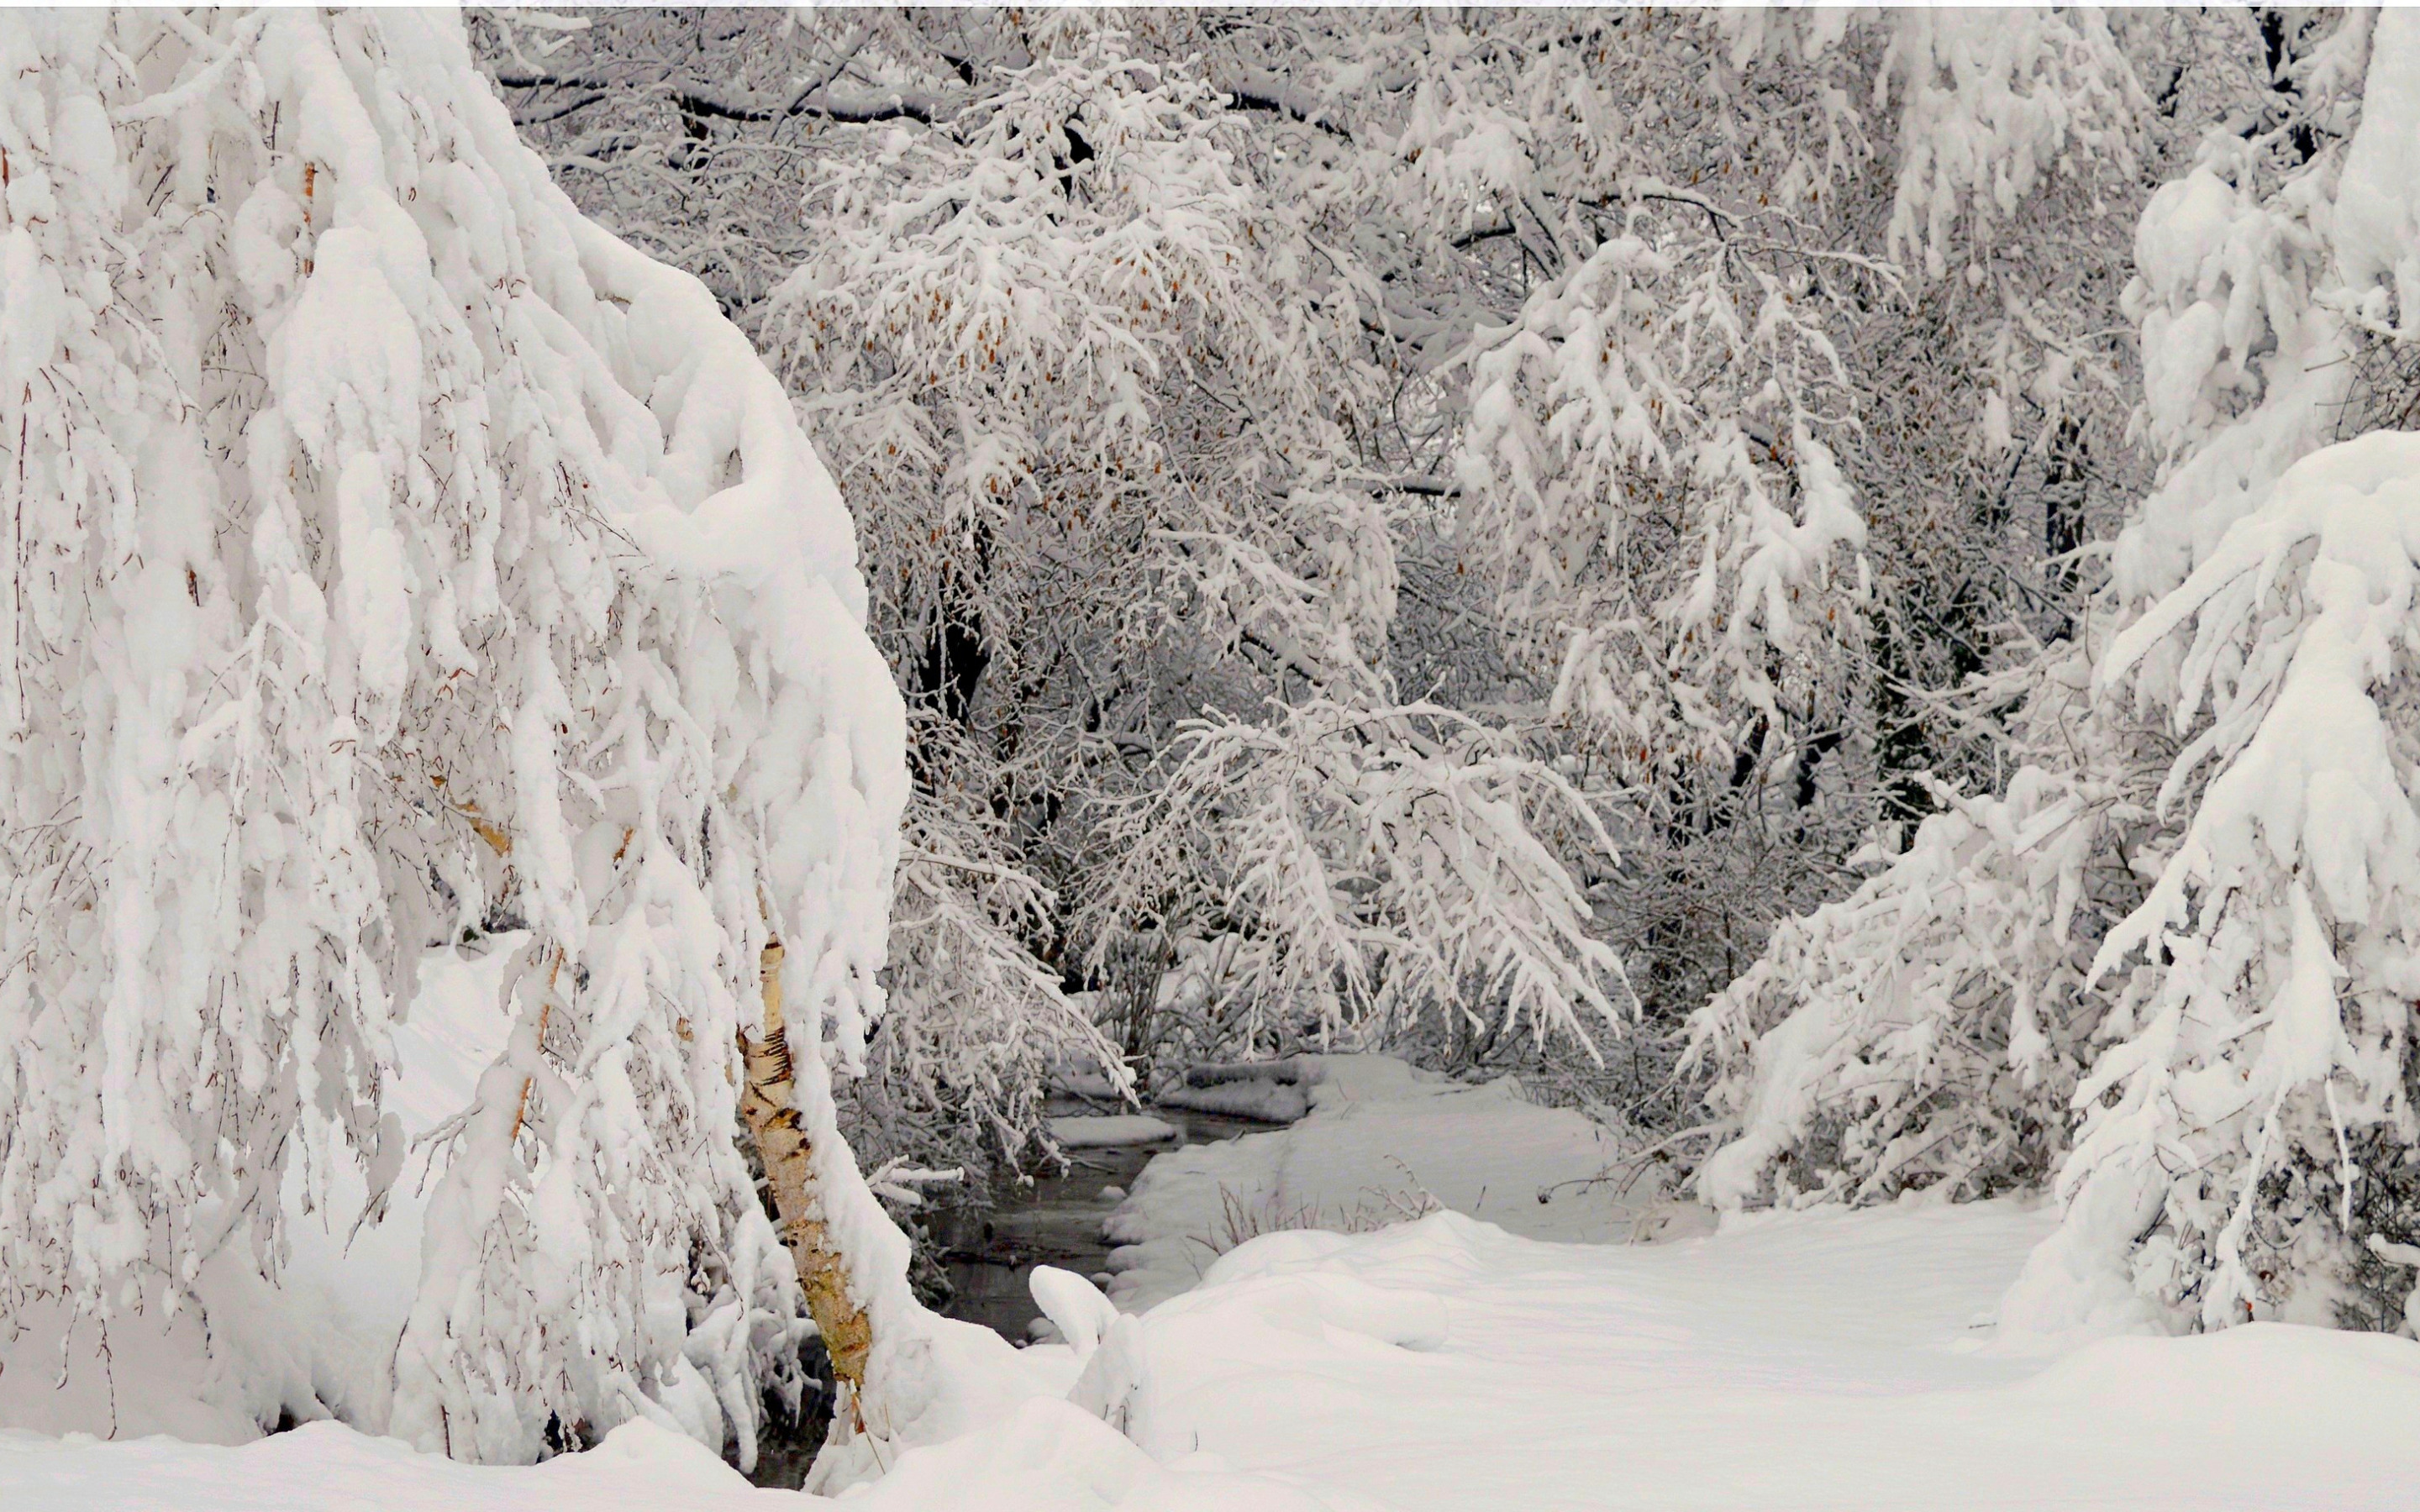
(746, 1099, 1271, 1488)
(934, 1099, 1270, 1342)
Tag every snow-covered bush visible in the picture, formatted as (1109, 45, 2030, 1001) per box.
(2050, 429, 2420, 1332)
(0, 8, 929, 1466)
(1687, 705, 2155, 1210)
(850, 769, 1123, 1177)
(1085, 696, 1632, 1056)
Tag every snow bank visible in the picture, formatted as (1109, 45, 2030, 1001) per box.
(1099, 1054, 1651, 1310)
(1050, 1116, 1182, 1148)
(1154, 1078, 1313, 1122)
(830, 1396, 1382, 1512)
(0, 1420, 784, 1512)
(14, 1197, 2417, 1509)
(1153, 1059, 1314, 1122)
(1070, 1200, 2420, 1510)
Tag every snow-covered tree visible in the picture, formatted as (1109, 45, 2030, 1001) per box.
(483, 13, 1634, 1094)
(2009, 8, 2420, 1336)
(472, 16, 2377, 1240)
(1695, 8, 2420, 1341)
(0, 7, 948, 1469)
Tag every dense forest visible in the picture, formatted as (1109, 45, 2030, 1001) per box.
(1, 8, 2416, 1497)
(479, 6, 2420, 1343)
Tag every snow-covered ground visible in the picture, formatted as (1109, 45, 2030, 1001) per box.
(16, 1194, 2417, 1509)
(1052, 1057, 2420, 1509)
(1071, 1201, 2420, 1510)
(21, 1053, 2409, 1509)
(0, 1420, 790, 1512)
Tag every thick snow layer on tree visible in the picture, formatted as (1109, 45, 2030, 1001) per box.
(0, 8, 943, 1471)
(0, 942, 521, 1444)
(2335, 13, 2420, 328)
(2017, 10, 2420, 1336)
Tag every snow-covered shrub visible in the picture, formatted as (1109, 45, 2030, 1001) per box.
(0, 8, 924, 1465)
(1689, 747, 2148, 1209)
(847, 766, 1123, 1179)
(1085, 696, 1633, 1055)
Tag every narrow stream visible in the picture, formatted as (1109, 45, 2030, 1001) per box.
(934, 1099, 1270, 1342)
(749, 1100, 1273, 1489)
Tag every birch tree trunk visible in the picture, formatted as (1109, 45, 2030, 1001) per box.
(739, 939, 877, 1415)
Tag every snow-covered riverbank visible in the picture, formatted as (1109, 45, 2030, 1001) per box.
(18, 1057, 2419, 1509)
(18, 1194, 2418, 1510)
(1095, 1056, 1686, 1311)
(1055, 1199, 2420, 1509)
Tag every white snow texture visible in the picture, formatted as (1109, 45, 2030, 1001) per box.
(0, 7, 928, 1472)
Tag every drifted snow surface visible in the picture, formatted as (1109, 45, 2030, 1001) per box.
(10, 1200, 2418, 1509)
(0, 1420, 789, 1511)
(1071, 1203, 2420, 1509)
(13, 1055, 2419, 1509)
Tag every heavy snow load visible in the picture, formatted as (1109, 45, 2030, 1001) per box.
(1691, 8, 2420, 1341)
(0, 10, 920, 1469)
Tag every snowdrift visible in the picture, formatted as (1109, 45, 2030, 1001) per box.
(12, 1197, 2417, 1509)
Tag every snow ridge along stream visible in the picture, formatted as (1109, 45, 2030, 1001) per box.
(10, 1056, 2420, 1509)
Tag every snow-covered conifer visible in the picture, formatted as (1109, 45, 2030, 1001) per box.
(1695, 8, 2420, 1341)
(2009, 10, 2420, 1335)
